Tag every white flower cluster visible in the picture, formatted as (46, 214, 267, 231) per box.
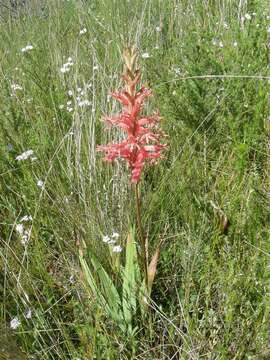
(60, 57, 74, 73)
(172, 67, 181, 75)
(102, 232, 122, 253)
(79, 28, 87, 35)
(15, 215, 32, 245)
(10, 309, 32, 330)
(37, 179, 44, 189)
(66, 100, 73, 112)
(78, 99, 91, 107)
(10, 317, 20, 329)
(212, 39, 239, 48)
(212, 39, 224, 48)
(141, 52, 150, 59)
(11, 83, 22, 91)
(240, 12, 256, 24)
(21, 44, 33, 53)
(15, 149, 36, 161)
(59, 86, 91, 112)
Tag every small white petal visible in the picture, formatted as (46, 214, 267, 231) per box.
(112, 245, 122, 253)
(102, 235, 111, 243)
(25, 309, 32, 319)
(16, 149, 34, 161)
(16, 224, 24, 235)
(20, 215, 32, 222)
(108, 239, 116, 245)
(141, 52, 150, 59)
(10, 317, 20, 329)
(37, 180, 44, 188)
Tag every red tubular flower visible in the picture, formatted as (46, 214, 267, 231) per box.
(97, 48, 167, 183)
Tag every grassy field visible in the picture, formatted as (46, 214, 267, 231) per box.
(0, 0, 270, 359)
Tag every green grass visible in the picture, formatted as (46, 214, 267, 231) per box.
(0, 0, 270, 358)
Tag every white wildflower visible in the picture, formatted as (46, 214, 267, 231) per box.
(16, 149, 34, 161)
(79, 28, 87, 35)
(21, 231, 30, 245)
(60, 64, 70, 73)
(60, 58, 74, 74)
(69, 275, 75, 284)
(245, 13, 251, 20)
(11, 83, 22, 91)
(108, 239, 116, 245)
(20, 215, 32, 222)
(155, 26, 161, 32)
(25, 309, 32, 319)
(102, 235, 111, 243)
(112, 232, 119, 239)
(10, 317, 20, 329)
(173, 67, 181, 75)
(219, 41, 224, 48)
(78, 99, 91, 107)
(16, 223, 24, 235)
(37, 180, 44, 188)
(68, 90, 73, 96)
(21, 45, 33, 53)
(141, 52, 150, 59)
(93, 65, 99, 71)
(233, 41, 238, 47)
(112, 245, 122, 253)
(59, 104, 64, 109)
(67, 107, 73, 112)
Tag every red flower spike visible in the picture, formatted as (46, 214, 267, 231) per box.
(97, 47, 167, 183)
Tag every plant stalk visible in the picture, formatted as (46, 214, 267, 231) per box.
(135, 183, 148, 290)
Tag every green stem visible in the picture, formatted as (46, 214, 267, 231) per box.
(135, 183, 148, 290)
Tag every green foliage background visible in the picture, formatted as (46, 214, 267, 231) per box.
(0, 0, 269, 358)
